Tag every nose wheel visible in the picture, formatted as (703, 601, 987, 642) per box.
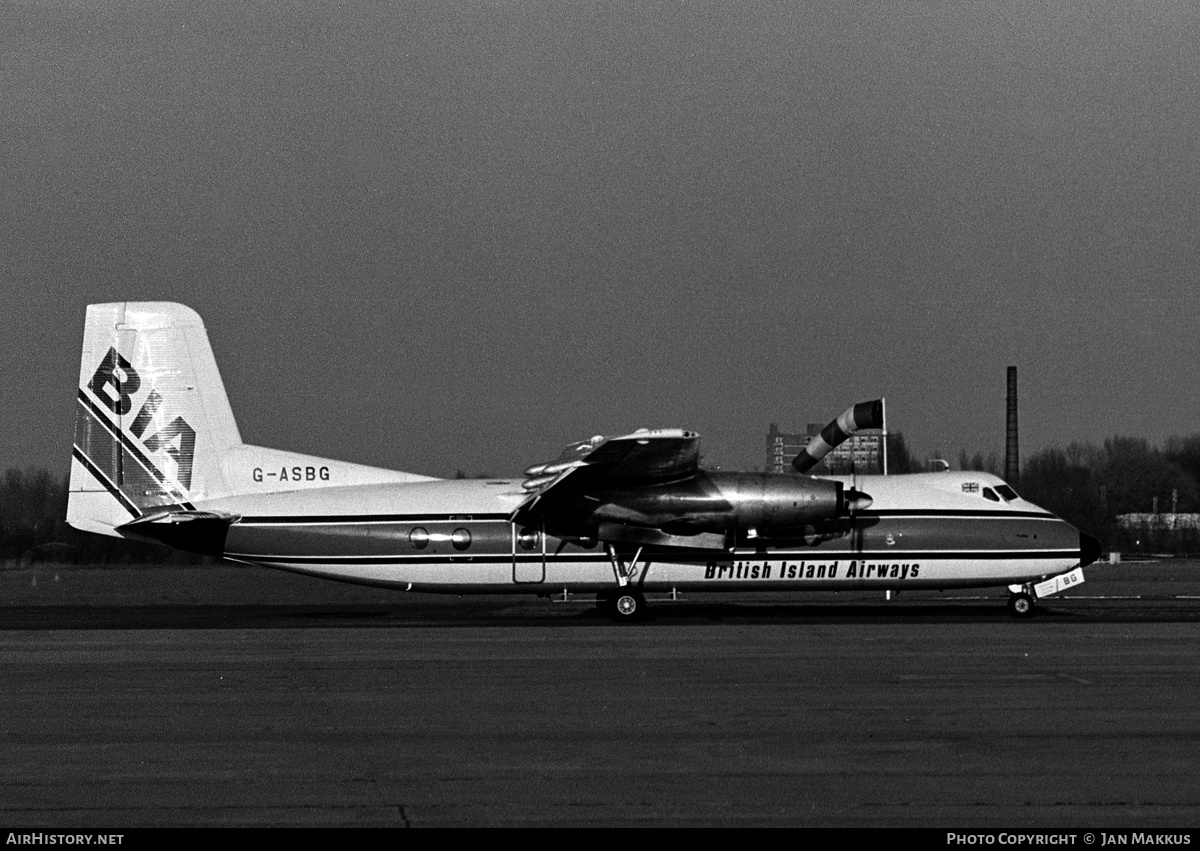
(1007, 590, 1036, 618)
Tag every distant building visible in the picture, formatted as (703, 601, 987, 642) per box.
(765, 424, 808, 474)
(766, 423, 884, 474)
(1116, 513, 1200, 554)
(1117, 513, 1200, 531)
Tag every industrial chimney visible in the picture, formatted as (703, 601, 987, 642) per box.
(1005, 366, 1019, 485)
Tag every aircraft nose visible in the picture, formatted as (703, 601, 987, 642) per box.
(1079, 532, 1101, 567)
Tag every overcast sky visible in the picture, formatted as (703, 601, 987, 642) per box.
(4, 0, 1199, 478)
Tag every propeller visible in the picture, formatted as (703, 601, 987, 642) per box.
(792, 399, 884, 474)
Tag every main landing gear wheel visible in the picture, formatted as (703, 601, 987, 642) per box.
(1008, 591, 1036, 618)
(600, 590, 646, 622)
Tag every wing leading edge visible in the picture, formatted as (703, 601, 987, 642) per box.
(510, 429, 700, 530)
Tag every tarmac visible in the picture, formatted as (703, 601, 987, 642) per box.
(2, 559, 1200, 827)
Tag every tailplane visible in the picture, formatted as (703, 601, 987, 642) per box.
(69, 302, 432, 539)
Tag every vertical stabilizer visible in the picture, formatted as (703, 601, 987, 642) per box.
(69, 302, 437, 539)
(69, 303, 243, 535)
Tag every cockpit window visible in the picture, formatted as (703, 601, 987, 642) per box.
(982, 487, 1001, 502)
(994, 484, 1019, 501)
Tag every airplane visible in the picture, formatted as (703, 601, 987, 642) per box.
(68, 302, 1101, 620)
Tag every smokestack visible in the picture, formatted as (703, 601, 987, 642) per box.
(1005, 366, 1019, 485)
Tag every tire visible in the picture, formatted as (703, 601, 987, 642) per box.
(1008, 592, 1035, 618)
(610, 590, 645, 622)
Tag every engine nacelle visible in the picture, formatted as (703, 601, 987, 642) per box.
(588, 472, 856, 541)
(712, 472, 847, 533)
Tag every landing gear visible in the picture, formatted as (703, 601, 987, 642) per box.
(606, 544, 643, 588)
(1007, 590, 1036, 618)
(600, 545, 648, 622)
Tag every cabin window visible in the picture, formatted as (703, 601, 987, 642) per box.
(451, 528, 472, 551)
(982, 487, 1001, 502)
(409, 527, 429, 549)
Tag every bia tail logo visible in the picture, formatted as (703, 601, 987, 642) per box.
(88, 347, 197, 490)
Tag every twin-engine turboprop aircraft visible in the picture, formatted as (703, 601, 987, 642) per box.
(69, 303, 1100, 620)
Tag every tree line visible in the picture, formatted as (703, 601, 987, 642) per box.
(960, 435, 1200, 554)
(5, 435, 1200, 562)
(0, 469, 206, 564)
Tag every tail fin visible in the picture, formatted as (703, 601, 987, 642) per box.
(69, 303, 243, 535)
(69, 302, 436, 539)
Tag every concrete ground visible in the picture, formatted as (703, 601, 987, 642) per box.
(2, 559, 1199, 827)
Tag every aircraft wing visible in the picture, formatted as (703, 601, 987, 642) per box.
(510, 419, 861, 552)
(509, 429, 699, 528)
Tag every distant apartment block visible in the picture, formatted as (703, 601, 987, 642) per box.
(766, 423, 884, 474)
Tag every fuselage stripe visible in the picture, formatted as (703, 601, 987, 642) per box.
(857, 509, 1054, 519)
(226, 549, 1080, 565)
(236, 513, 512, 525)
(232, 510, 1056, 526)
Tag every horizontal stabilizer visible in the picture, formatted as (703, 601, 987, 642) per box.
(117, 509, 239, 556)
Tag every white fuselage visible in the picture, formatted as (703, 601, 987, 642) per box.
(197, 472, 1090, 595)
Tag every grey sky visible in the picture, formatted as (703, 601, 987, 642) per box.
(4, 1, 1199, 477)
